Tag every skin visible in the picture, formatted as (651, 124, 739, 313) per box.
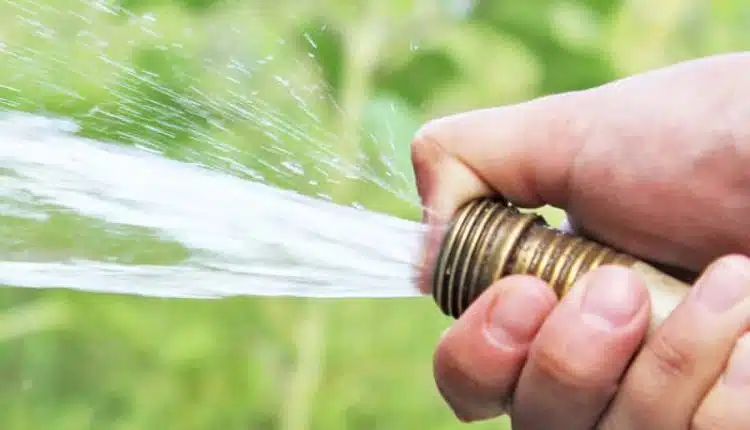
(410, 52, 750, 429)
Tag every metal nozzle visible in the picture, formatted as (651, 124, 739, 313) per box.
(432, 197, 641, 319)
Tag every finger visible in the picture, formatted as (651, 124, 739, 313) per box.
(433, 275, 556, 422)
(411, 93, 587, 293)
(692, 333, 750, 430)
(412, 92, 585, 213)
(510, 266, 650, 430)
(598, 254, 750, 430)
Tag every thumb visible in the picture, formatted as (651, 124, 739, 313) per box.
(411, 91, 589, 293)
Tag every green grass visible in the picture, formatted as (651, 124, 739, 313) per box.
(0, 288, 513, 429)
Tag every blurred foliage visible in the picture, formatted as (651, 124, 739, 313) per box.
(0, 0, 748, 429)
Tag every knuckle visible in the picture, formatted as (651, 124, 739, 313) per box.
(433, 335, 485, 396)
(431, 350, 486, 422)
(432, 339, 468, 415)
(413, 117, 446, 144)
(432, 328, 515, 422)
(530, 341, 604, 391)
(410, 121, 447, 165)
(643, 328, 697, 379)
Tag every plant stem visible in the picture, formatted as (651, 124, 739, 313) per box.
(279, 303, 326, 430)
(279, 12, 386, 430)
(330, 13, 384, 204)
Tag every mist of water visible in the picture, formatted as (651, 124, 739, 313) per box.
(0, 112, 426, 299)
(0, 0, 470, 301)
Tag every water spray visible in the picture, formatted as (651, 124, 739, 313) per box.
(431, 196, 691, 332)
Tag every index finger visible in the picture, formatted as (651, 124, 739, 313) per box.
(411, 91, 589, 294)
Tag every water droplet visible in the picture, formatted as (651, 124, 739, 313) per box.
(263, 131, 280, 143)
(274, 76, 290, 87)
(281, 161, 304, 175)
(316, 192, 333, 201)
(245, 168, 264, 181)
(303, 33, 318, 49)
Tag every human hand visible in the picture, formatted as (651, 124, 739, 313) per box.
(411, 53, 750, 428)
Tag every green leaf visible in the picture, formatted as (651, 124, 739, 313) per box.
(373, 48, 462, 110)
(468, 0, 617, 93)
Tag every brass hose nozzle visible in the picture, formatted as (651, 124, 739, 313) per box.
(432, 197, 691, 333)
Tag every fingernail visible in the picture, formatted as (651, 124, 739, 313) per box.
(580, 267, 646, 331)
(694, 255, 750, 314)
(723, 333, 750, 388)
(485, 282, 549, 348)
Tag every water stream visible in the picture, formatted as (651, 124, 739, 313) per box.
(0, 112, 425, 299)
(0, 0, 452, 302)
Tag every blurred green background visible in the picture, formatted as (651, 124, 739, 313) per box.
(0, 0, 748, 429)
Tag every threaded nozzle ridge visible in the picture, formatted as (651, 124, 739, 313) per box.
(432, 197, 637, 318)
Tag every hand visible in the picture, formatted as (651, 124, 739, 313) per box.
(411, 52, 750, 428)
